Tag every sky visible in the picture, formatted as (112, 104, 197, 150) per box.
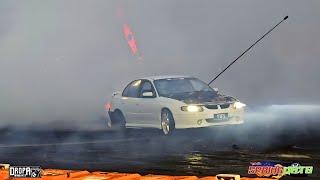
(0, 0, 319, 127)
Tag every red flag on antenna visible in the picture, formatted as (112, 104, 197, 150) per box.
(123, 24, 138, 55)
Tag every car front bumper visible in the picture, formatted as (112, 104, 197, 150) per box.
(173, 107, 244, 129)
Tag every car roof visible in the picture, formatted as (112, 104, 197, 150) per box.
(140, 75, 193, 81)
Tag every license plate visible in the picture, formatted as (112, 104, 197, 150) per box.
(213, 113, 229, 121)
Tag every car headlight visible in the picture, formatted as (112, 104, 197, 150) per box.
(181, 105, 204, 112)
(233, 102, 246, 109)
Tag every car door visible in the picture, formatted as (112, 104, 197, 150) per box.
(120, 79, 144, 126)
(136, 80, 161, 128)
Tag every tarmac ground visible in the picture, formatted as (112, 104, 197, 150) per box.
(0, 121, 319, 180)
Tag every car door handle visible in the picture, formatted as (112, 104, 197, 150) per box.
(135, 103, 139, 106)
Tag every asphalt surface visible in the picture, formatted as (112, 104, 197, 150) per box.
(0, 122, 319, 180)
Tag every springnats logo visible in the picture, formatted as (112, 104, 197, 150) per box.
(248, 162, 313, 178)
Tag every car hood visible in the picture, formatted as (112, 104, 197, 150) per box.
(163, 91, 236, 104)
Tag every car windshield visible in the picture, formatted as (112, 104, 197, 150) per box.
(154, 78, 216, 97)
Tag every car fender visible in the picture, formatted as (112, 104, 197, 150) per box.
(157, 97, 187, 120)
(109, 93, 122, 112)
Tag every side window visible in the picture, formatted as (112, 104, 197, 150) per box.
(122, 80, 142, 98)
(139, 81, 156, 98)
(122, 85, 130, 97)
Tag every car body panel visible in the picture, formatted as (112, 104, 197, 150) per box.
(134, 97, 162, 127)
(108, 75, 245, 130)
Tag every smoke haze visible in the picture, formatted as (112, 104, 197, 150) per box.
(0, 0, 320, 127)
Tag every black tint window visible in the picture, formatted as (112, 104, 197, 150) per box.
(122, 86, 130, 97)
(139, 81, 155, 97)
(124, 80, 141, 97)
(141, 81, 152, 92)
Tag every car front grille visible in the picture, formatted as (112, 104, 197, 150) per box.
(220, 104, 230, 109)
(204, 103, 231, 109)
(204, 105, 218, 109)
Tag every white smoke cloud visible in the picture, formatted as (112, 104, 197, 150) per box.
(0, 1, 320, 128)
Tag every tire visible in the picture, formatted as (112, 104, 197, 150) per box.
(109, 110, 126, 130)
(161, 109, 175, 135)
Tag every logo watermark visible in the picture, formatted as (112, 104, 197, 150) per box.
(9, 166, 41, 178)
(248, 161, 313, 178)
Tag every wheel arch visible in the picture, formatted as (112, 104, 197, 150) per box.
(161, 107, 172, 113)
(113, 108, 122, 113)
(110, 108, 122, 117)
(112, 108, 126, 122)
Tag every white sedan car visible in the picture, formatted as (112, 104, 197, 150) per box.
(106, 75, 245, 135)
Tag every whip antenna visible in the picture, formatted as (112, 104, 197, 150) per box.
(208, 16, 288, 85)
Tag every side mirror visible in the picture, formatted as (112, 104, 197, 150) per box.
(142, 91, 154, 98)
(213, 88, 219, 92)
